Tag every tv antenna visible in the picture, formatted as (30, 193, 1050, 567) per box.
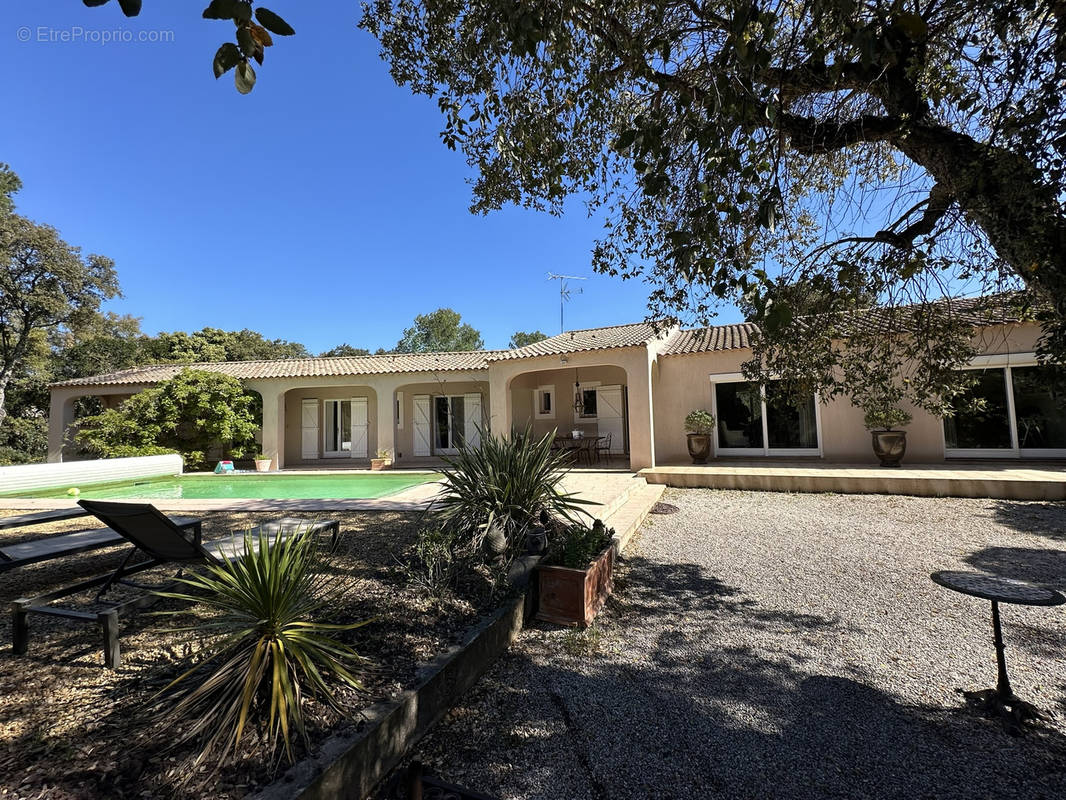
(547, 273, 587, 333)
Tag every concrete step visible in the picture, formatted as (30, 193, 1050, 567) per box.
(603, 481, 665, 555)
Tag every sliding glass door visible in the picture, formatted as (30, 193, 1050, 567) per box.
(944, 363, 1066, 457)
(713, 378, 820, 456)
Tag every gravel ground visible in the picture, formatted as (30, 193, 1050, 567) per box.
(0, 510, 492, 799)
(399, 489, 1066, 800)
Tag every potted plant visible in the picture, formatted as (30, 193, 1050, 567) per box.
(863, 405, 912, 467)
(253, 453, 272, 472)
(684, 409, 716, 464)
(536, 519, 614, 627)
(370, 448, 392, 471)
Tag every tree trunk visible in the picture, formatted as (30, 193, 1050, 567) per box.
(897, 123, 1066, 350)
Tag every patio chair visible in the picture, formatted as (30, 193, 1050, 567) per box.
(11, 500, 339, 668)
(595, 433, 613, 464)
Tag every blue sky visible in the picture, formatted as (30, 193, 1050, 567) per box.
(0, 2, 742, 354)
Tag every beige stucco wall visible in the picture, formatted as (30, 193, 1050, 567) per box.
(651, 322, 1047, 464)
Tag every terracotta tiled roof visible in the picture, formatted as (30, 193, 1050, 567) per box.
(50, 350, 503, 388)
(486, 322, 665, 361)
(663, 323, 757, 355)
(663, 293, 1036, 356)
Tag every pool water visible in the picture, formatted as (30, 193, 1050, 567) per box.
(11, 473, 440, 501)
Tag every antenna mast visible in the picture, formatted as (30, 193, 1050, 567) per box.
(546, 273, 587, 333)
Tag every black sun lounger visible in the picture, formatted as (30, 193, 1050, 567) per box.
(1, 508, 199, 574)
(11, 500, 338, 668)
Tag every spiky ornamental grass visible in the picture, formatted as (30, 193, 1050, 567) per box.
(151, 527, 369, 773)
(433, 425, 594, 553)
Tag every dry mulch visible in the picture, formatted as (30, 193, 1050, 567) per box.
(0, 510, 491, 799)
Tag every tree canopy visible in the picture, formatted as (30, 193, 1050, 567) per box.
(319, 344, 372, 357)
(509, 330, 549, 349)
(394, 308, 484, 353)
(141, 327, 310, 363)
(76, 369, 259, 469)
(0, 172, 119, 428)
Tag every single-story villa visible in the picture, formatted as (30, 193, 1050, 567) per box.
(47, 301, 1063, 470)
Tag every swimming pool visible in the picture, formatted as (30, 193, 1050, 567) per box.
(5, 472, 440, 501)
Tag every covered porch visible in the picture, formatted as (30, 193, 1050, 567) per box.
(251, 372, 491, 470)
(489, 345, 657, 471)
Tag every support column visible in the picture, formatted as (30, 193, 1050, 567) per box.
(625, 357, 656, 471)
(488, 367, 512, 438)
(259, 387, 286, 470)
(47, 391, 77, 463)
(374, 379, 402, 461)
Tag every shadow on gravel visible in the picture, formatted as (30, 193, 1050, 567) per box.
(963, 545, 1066, 590)
(396, 552, 1066, 800)
(616, 554, 851, 633)
(417, 638, 1066, 800)
(992, 501, 1066, 541)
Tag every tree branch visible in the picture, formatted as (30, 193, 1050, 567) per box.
(779, 113, 904, 154)
(872, 183, 955, 248)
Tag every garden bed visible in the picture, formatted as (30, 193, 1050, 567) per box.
(0, 510, 504, 799)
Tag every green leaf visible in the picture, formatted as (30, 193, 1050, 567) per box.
(255, 7, 295, 36)
(235, 61, 257, 94)
(202, 0, 243, 20)
(236, 26, 257, 58)
(212, 42, 241, 78)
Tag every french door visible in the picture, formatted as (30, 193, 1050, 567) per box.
(414, 393, 483, 456)
(323, 398, 368, 458)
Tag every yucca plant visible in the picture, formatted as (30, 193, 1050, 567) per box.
(152, 527, 368, 771)
(434, 425, 594, 553)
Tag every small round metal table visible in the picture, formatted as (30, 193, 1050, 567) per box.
(931, 570, 1065, 732)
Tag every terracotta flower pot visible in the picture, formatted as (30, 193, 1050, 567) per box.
(536, 545, 614, 627)
(254, 458, 272, 472)
(686, 433, 711, 464)
(370, 458, 390, 471)
(871, 430, 907, 467)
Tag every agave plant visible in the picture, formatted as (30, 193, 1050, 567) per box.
(152, 526, 368, 770)
(433, 425, 594, 553)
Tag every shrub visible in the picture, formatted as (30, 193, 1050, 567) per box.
(684, 409, 716, 435)
(863, 405, 913, 431)
(553, 519, 613, 569)
(76, 368, 258, 469)
(403, 526, 460, 597)
(152, 527, 367, 771)
(434, 425, 592, 554)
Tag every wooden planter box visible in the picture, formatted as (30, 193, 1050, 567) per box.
(536, 545, 614, 627)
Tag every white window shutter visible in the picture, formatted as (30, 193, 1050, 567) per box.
(301, 400, 319, 459)
(413, 395, 432, 456)
(351, 397, 369, 458)
(463, 393, 483, 448)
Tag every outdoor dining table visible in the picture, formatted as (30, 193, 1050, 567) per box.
(931, 570, 1065, 732)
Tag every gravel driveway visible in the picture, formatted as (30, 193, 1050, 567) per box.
(401, 489, 1066, 800)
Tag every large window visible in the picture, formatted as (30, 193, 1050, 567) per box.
(713, 377, 820, 455)
(944, 362, 1066, 457)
